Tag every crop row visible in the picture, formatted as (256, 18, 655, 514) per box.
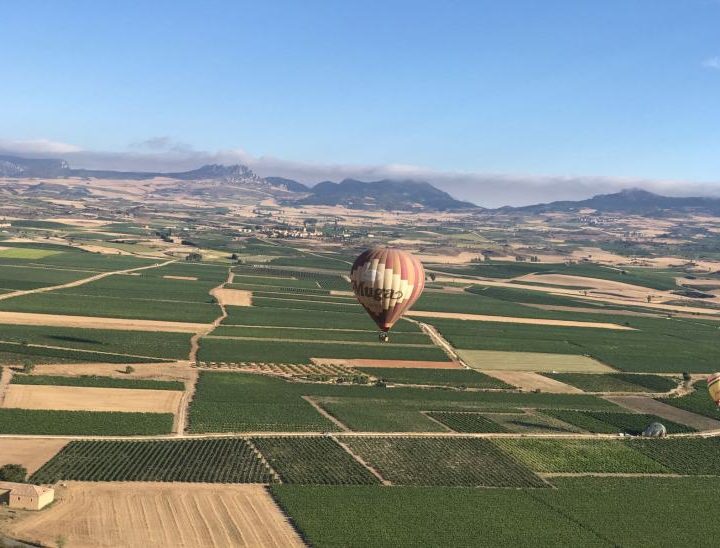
(251, 437, 378, 484)
(30, 438, 274, 483)
(11, 374, 184, 391)
(343, 437, 546, 487)
(0, 408, 173, 436)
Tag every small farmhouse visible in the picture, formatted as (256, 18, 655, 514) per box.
(0, 482, 54, 510)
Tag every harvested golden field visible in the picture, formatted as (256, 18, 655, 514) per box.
(459, 350, 615, 372)
(7, 482, 304, 548)
(32, 362, 194, 382)
(482, 371, 585, 393)
(163, 275, 199, 281)
(407, 310, 633, 330)
(0, 311, 206, 333)
(2, 385, 182, 413)
(212, 288, 253, 306)
(0, 438, 67, 474)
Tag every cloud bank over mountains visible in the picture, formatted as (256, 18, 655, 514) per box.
(1, 137, 719, 208)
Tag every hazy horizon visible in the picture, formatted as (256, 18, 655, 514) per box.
(2, 1, 720, 207)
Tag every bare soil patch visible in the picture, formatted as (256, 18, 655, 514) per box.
(407, 310, 633, 330)
(460, 350, 615, 372)
(2, 385, 182, 413)
(0, 438, 67, 474)
(162, 275, 199, 281)
(0, 311, 206, 333)
(7, 482, 303, 548)
(483, 371, 585, 393)
(212, 288, 253, 306)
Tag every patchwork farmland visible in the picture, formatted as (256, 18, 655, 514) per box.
(1, 219, 720, 548)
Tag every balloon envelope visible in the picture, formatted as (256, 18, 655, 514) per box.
(350, 247, 425, 331)
(708, 373, 720, 407)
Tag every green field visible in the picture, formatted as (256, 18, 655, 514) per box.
(543, 373, 678, 392)
(543, 410, 694, 435)
(30, 438, 273, 483)
(272, 478, 720, 547)
(658, 382, 719, 419)
(358, 367, 512, 388)
(252, 437, 378, 484)
(211, 326, 429, 344)
(0, 324, 191, 360)
(424, 412, 510, 432)
(0, 408, 173, 435)
(494, 439, 669, 473)
(188, 372, 617, 433)
(0, 264, 92, 291)
(430, 316, 720, 373)
(344, 437, 546, 486)
(630, 438, 720, 475)
(0, 292, 221, 323)
(11, 374, 184, 391)
(197, 337, 448, 364)
(431, 262, 680, 290)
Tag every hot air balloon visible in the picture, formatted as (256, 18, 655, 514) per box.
(707, 373, 720, 408)
(350, 247, 425, 342)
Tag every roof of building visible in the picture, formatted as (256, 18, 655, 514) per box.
(0, 481, 53, 497)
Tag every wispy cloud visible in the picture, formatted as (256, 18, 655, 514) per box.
(1, 137, 719, 207)
(702, 56, 720, 70)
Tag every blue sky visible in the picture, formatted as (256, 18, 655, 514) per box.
(1, 1, 720, 205)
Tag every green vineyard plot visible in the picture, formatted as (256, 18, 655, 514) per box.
(494, 439, 670, 474)
(30, 438, 274, 483)
(631, 438, 720, 475)
(343, 437, 546, 487)
(359, 368, 512, 388)
(0, 408, 173, 436)
(11, 374, 184, 391)
(252, 437, 379, 484)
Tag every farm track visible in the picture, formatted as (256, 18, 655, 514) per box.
(301, 396, 351, 431)
(406, 318, 468, 367)
(0, 259, 177, 302)
(0, 366, 12, 406)
(178, 268, 233, 435)
(5, 429, 720, 442)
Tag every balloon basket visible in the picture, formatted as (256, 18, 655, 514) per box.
(378, 332, 389, 343)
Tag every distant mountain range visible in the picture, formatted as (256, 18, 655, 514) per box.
(0, 154, 475, 211)
(499, 188, 720, 216)
(2, 154, 719, 214)
(287, 178, 477, 211)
